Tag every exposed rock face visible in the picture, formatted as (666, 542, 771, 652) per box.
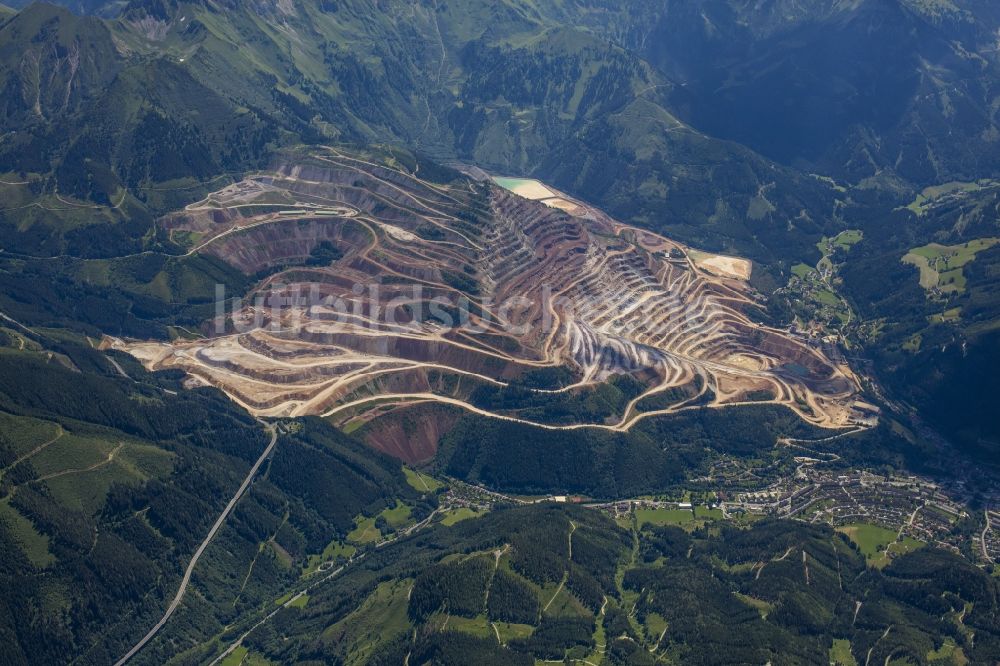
(357, 403, 459, 464)
(115, 147, 866, 449)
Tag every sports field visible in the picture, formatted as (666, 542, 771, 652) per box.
(636, 507, 694, 527)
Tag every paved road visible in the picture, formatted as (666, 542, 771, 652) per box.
(114, 422, 279, 665)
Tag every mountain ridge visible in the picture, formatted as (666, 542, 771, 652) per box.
(1, 0, 847, 265)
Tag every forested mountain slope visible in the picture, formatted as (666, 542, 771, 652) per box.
(0, 326, 421, 663)
(156, 503, 1000, 666)
(616, 0, 1000, 188)
(0, 0, 843, 262)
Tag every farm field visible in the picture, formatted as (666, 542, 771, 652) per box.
(929, 307, 962, 324)
(321, 580, 411, 663)
(837, 523, 897, 558)
(636, 507, 694, 527)
(347, 502, 413, 544)
(305, 539, 356, 572)
(902, 238, 999, 295)
(493, 621, 533, 644)
(219, 646, 249, 666)
(694, 505, 724, 520)
(904, 180, 994, 216)
(830, 638, 858, 665)
(791, 262, 815, 279)
(836, 523, 923, 567)
(347, 516, 382, 544)
(439, 613, 494, 638)
(817, 229, 864, 254)
(403, 467, 442, 493)
(873, 537, 924, 569)
(926, 638, 968, 665)
(440, 507, 483, 526)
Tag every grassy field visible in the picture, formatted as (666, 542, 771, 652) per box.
(929, 307, 962, 324)
(541, 581, 590, 618)
(830, 638, 858, 665)
(905, 181, 986, 216)
(286, 593, 309, 609)
(817, 229, 864, 254)
(321, 580, 412, 662)
(837, 523, 898, 559)
(440, 507, 484, 526)
(0, 411, 62, 459)
(791, 263, 816, 279)
(340, 418, 365, 435)
(635, 507, 694, 527)
(927, 637, 968, 665)
(815, 288, 842, 307)
(873, 537, 925, 569)
(694, 506, 724, 520)
(643, 611, 668, 641)
(304, 539, 356, 572)
(403, 467, 443, 493)
(493, 621, 533, 644)
(902, 333, 922, 352)
(347, 516, 381, 544)
(347, 501, 413, 544)
(836, 523, 924, 568)
(168, 229, 206, 248)
(443, 614, 494, 638)
(219, 645, 249, 666)
(381, 501, 412, 528)
(734, 592, 773, 619)
(903, 238, 999, 294)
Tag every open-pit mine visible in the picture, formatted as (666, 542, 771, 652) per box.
(111, 147, 870, 441)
